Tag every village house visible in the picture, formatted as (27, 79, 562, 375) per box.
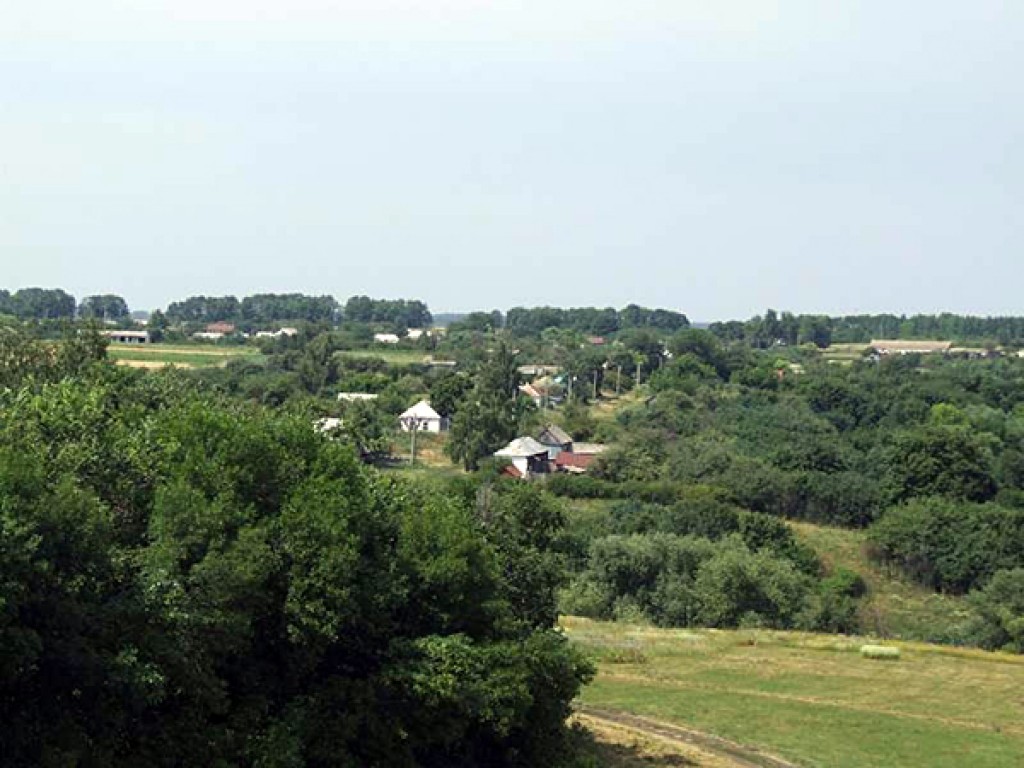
(193, 332, 224, 341)
(519, 383, 545, 409)
(399, 400, 444, 433)
(536, 424, 573, 459)
(374, 333, 401, 344)
(517, 364, 560, 378)
(494, 437, 550, 479)
(206, 322, 236, 335)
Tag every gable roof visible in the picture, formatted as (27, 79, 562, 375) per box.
(519, 383, 543, 399)
(537, 423, 573, 446)
(399, 400, 441, 421)
(494, 436, 548, 458)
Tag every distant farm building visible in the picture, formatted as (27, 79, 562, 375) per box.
(374, 333, 401, 344)
(102, 330, 149, 344)
(193, 332, 224, 341)
(206, 322, 236, 335)
(870, 340, 952, 355)
(399, 400, 444, 433)
(256, 327, 299, 339)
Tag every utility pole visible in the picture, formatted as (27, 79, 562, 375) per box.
(593, 369, 599, 400)
(400, 416, 424, 465)
(616, 365, 622, 395)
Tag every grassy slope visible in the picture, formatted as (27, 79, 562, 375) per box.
(788, 522, 973, 642)
(566, 618, 1024, 768)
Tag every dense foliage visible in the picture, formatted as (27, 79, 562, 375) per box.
(0, 331, 591, 767)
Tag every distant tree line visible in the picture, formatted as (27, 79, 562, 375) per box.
(502, 304, 690, 337)
(0, 288, 78, 320)
(710, 309, 1024, 348)
(164, 294, 341, 324)
(162, 294, 432, 328)
(342, 295, 433, 328)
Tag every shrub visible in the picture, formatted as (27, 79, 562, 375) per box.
(868, 498, 1024, 593)
(965, 568, 1024, 652)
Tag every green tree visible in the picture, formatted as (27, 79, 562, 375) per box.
(446, 344, 523, 470)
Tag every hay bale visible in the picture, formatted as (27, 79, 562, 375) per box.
(860, 644, 901, 660)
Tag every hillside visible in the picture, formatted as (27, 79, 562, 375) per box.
(565, 617, 1024, 768)
(788, 521, 974, 643)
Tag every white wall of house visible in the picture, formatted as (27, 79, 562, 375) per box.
(400, 417, 442, 433)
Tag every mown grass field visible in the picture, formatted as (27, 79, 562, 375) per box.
(107, 343, 264, 368)
(566, 617, 1024, 768)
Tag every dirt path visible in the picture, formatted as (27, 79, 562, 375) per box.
(576, 705, 801, 768)
(595, 670, 1024, 737)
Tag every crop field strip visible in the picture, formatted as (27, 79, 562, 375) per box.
(107, 343, 264, 368)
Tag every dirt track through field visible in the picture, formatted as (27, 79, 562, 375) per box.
(595, 671, 1024, 737)
(576, 705, 800, 768)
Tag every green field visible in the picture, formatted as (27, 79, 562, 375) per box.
(107, 343, 264, 368)
(566, 617, 1024, 768)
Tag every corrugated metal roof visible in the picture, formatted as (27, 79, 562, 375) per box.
(494, 436, 548, 458)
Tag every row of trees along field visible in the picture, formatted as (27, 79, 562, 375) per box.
(0, 327, 595, 767)
(8, 286, 1024, 345)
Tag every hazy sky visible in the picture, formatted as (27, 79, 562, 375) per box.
(2, 2, 1021, 319)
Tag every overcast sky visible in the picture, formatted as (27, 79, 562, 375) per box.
(2, 2, 1021, 319)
